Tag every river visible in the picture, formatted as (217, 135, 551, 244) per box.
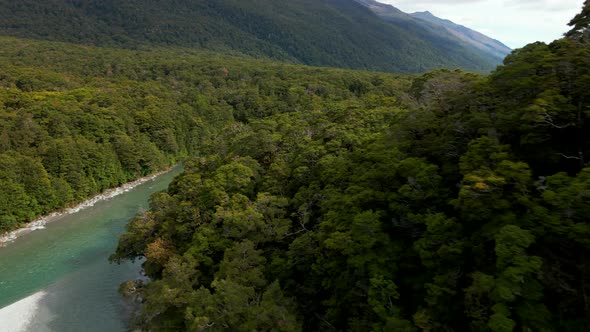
(0, 167, 182, 332)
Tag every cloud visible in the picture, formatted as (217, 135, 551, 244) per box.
(379, 0, 584, 48)
(505, 0, 582, 11)
(393, 0, 486, 4)
(392, 0, 580, 10)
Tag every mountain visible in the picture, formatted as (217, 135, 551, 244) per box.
(410, 10, 512, 61)
(0, 0, 506, 73)
(354, 0, 511, 63)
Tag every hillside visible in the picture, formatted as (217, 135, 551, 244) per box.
(0, 0, 504, 73)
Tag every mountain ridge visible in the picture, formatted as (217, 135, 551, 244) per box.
(0, 0, 508, 73)
(354, 0, 511, 62)
(410, 10, 511, 61)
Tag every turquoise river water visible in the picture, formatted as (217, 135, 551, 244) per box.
(0, 167, 182, 331)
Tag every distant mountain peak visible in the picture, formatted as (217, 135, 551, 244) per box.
(354, 0, 511, 62)
(408, 9, 512, 60)
(414, 10, 434, 17)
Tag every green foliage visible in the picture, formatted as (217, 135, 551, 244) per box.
(0, 36, 413, 234)
(566, 0, 590, 42)
(2, 4, 590, 330)
(110, 22, 590, 326)
(110, 7, 590, 328)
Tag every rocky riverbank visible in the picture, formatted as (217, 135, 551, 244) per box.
(0, 167, 175, 247)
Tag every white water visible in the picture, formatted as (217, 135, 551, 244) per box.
(0, 167, 182, 331)
(0, 291, 47, 332)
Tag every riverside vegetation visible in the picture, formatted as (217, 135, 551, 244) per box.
(1, 1, 589, 331)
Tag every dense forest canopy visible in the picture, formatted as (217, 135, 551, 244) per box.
(0, 36, 409, 232)
(105, 5, 589, 331)
(0, 2, 588, 332)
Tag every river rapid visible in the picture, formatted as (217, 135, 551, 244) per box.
(0, 167, 182, 332)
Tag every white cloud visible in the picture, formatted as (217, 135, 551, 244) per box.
(506, 0, 578, 11)
(379, 0, 585, 48)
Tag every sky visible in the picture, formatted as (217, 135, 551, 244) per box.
(380, 0, 585, 49)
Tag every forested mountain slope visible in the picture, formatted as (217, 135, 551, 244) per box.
(104, 3, 590, 331)
(0, 0, 502, 73)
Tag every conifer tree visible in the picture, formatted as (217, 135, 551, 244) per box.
(566, 0, 590, 42)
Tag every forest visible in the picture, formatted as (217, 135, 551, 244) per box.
(108, 5, 590, 331)
(0, 1, 589, 331)
(0, 36, 409, 232)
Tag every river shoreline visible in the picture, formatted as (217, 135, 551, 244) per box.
(0, 167, 176, 247)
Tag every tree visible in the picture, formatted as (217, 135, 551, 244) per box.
(566, 0, 590, 42)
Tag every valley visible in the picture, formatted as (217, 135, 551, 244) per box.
(0, 1, 588, 331)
